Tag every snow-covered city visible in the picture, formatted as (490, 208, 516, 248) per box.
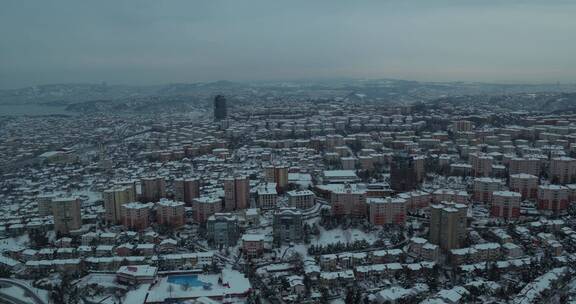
(2, 1, 576, 303)
(3, 87, 576, 303)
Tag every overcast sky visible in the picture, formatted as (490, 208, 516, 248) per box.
(1, 0, 576, 89)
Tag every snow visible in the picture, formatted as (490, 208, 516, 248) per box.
(0, 235, 29, 253)
(146, 267, 251, 302)
(375, 284, 429, 302)
(76, 273, 122, 289)
(0, 280, 49, 304)
(117, 265, 158, 277)
(513, 267, 567, 304)
(0, 255, 22, 268)
(123, 283, 150, 304)
(313, 227, 379, 246)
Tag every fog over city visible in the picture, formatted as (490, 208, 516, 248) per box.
(2, 0, 576, 88)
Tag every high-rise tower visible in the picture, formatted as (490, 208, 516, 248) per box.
(390, 153, 418, 192)
(214, 95, 227, 121)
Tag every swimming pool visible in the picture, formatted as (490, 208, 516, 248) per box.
(167, 275, 212, 288)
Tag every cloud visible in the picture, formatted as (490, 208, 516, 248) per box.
(1, 0, 575, 88)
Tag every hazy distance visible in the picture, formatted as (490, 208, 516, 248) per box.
(1, 0, 576, 89)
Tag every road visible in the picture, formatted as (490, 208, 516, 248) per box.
(0, 278, 47, 304)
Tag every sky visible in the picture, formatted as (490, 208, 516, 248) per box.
(1, 0, 576, 89)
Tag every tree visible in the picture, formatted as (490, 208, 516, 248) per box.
(280, 277, 290, 291)
(303, 275, 312, 297)
(0, 265, 11, 278)
(353, 286, 362, 303)
(488, 262, 500, 281)
(51, 274, 79, 304)
(320, 287, 330, 304)
(29, 230, 49, 249)
(345, 287, 355, 304)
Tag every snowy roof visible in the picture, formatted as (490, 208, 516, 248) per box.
(322, 170, 358, 180)
(117, 265, 158, 277)
(319, 270, 355, 280)
(286, 190, 315, 197)
(376, 284, 429, 302)
(316, 183, 366, 194)
(157, 199, 185, 207)
(436, 286, 469, 303)
(492, 191, 521, 197)
(367, 197, 406, 205)
(242, 234, 265, 242)
(194, 196, 221, 204)
(123, 202, 150, 210)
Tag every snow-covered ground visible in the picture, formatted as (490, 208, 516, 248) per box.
(313, 227, 379, 246)
(0, 234, 29, 252)
(146, 267, 251, 302)
(0, 280, 50, 304)
(123, 283, 150, 304)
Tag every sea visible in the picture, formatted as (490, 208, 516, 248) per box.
(0, 104, 75, 116)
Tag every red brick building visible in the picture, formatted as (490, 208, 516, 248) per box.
(537, 185, 569, 214)
(367, 197, 406, 225)
(491, 191, 521, 219)
(157, 199, 186, 228)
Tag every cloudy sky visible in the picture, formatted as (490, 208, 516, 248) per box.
(1, 0, 575, 88)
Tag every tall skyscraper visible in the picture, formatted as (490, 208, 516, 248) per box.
(390, 153, 418, 192)
(214, 95, 227, 121)
(429, 202, 467, 251)
(52, 197, 82, 234)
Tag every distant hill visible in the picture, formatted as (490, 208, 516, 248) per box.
(1, 79, 575, 113)
(431, 92, 576, 113)
(0, 81, 249, 105)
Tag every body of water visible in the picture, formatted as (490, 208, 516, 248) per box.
(167, 275, 211, 288)
(0, 104, 74, 116)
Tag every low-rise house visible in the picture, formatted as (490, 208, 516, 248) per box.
(77, 246, 93, 257)
(116, 265, 158, 285)
(115, 244, 134, 256)
(159, 238, 178, 253)
(502, 242, 523, 258)
(286, 275, 305, 296)
(96, 245, 115, 257)
(21, 249, 38, 261)
(371, 249, 403, 264)
(56, 247, 76, 259)
(244, 208, 260, 226)
(319, 270, 355, 287)
(136, 243, 155, 256)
